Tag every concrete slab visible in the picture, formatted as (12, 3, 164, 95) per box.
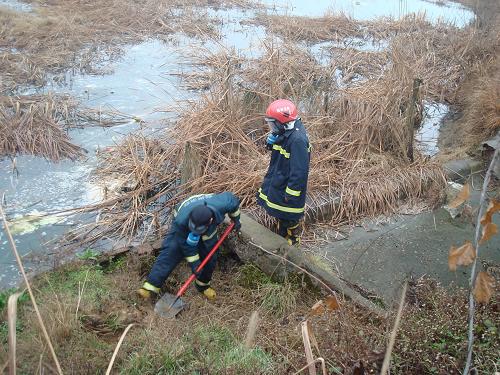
(234, 213, 387, 316)
(443, 159, 483, 182)
(322, 206, 500, 305)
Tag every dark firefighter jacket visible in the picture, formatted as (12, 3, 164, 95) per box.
(171, 192, 240, 263)
(257, 119, 310, 221)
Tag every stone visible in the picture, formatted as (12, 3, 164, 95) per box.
(135, 243, 154, 255)
(443, 159, 483, 182)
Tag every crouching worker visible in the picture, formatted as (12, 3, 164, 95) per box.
(138, 192, 241, 301)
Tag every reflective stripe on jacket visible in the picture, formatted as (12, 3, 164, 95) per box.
(257, 119, 310, 221)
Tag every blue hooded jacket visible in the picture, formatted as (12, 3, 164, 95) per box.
(171, 192, 240, 262)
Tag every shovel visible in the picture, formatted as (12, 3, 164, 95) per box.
(155, 222, 235, 318)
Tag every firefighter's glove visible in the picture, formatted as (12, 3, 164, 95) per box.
(284, 192, 296, 203)
(231, 217, 241, 232)
(186, 232, 200, 247)
(190, 259, 202, 277)
(266, 133, 278, 150)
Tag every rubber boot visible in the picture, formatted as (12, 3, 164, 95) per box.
(195, 279, 216, 300)
(137, 281, 160, 300)
(202, 287, 216, 300)
(286, 222, 301, 246)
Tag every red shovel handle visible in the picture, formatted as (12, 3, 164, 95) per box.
(175, 222, 235, 298)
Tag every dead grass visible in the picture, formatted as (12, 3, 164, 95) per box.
(0, 94, 85, 160)
(1, 254, 497, 374)
(0, 0, 264, 160)
(456, 56, 500, 145)
(248, 12, 362, 43)
(0, 0, 260, 94)
(394, 277, 500, 374)
(71, 29, 449, 242)
(466, 66, 500, 134)
(0, 254, 387, 373)
(0, 94, 133, 160)
(250, 11, 463, 45)
(434, 0, 500, 155)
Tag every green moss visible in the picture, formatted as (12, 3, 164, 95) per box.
(236, 263, 272, 289)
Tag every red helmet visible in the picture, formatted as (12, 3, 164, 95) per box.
(265, 99, 298, 124)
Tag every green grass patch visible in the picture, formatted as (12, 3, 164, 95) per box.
(0, 319, 23, 344)
(122, 345, 196, 375)
(103, 255, 128, 273)
(120, 323, 276, 375)
(0, 288, 29, 312)
(236, 263, 272, 289)
(236, 263, 300, 317)
(38, 265, 111, 305)
(76, 248, 100, 261)
(258, 282, 298, 317)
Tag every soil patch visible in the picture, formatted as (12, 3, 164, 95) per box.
(0, 252, 498, 374)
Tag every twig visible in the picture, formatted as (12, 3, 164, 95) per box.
(8, 292, 22, 375)
(292, 358, 327, 375)
(244, 311, 260, 349)
(105, 324, 135, 375)
(0, 203, 63, 375)
(380, 281, 407, 374)
(301, 321, 317, 375)
(463, 145, 500, 375)
(75, 268, 90, 319)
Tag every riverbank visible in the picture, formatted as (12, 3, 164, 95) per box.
(1, 0, 500, 373)
(0, 246, 498, 374)
(1, 0, 479, 288)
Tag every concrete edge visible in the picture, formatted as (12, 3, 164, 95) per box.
(237, 213, 387, 318)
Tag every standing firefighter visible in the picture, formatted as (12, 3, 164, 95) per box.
(138, 192, 241, 300)
(257, 99, 310, 245)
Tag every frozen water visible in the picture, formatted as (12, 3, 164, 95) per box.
(416, 101, 449, 156)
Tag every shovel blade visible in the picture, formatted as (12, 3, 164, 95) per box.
(154, 293, 187, 318)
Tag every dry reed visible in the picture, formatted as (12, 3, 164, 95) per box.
(249, 13, 362, 43)
(70, 39, 446, 244)
(0, 0, 260, 95)
(0, 94, 133, 160)
(67, 5, 500, 244)
(7, 292, 23, 375)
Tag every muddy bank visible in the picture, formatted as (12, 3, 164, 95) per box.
(1, 238, 498, 374)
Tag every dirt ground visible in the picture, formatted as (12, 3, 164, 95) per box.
(0, 251, 498, 374)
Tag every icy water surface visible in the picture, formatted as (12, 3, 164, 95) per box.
(0, 1, 475, 288)
(416, 101, 449, 156)
(266, 0, 474, 26)
(0, 0, 31, 12)
(0, 39, 190, 288)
